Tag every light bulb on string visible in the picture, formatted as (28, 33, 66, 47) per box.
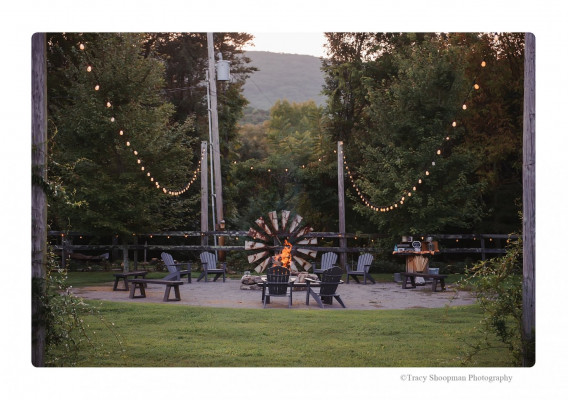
(425, 171, 430, 176)
(119, 130, 124, 136)
(79, 43, 85, 50)
(481, 61, 486, 67)
(87, 65, 92, 72)
(95, 85, 100, 91)
(452, 121, 457, 127)
(474, 83, 480, 90)
(437, 149, 441, 155)
(462, 104, 467, 110)
(106, 102, 112, 108)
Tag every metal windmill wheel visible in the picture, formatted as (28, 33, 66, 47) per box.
(246, 210, 318, 274)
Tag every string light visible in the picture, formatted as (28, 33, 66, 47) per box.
(80, 42, 205, 197)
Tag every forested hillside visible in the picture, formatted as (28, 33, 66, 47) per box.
(242, 51, 326, 111)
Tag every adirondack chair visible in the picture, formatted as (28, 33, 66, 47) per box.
(346, 253, 375, 284)
(306, 266, 345, 308)
(161, 252, 192, 283)
(312, 252, 338, 278)
(262, 265, 292, 308)
(198, 252, 227, 282)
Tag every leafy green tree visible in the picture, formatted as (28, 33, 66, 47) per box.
(143, 33, 256, 230)
(321, 33, 523, 239)
(48, 33, 200, 259)
(229, 100, 333, 228)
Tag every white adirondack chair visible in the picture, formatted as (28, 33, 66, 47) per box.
(346, 253, 375, 284)
(161, 252, 192, 283)
(198, 252, 227, 282)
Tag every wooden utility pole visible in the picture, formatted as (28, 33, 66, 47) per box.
(32, 32, 47, 367)
(522, 32, 536, 367)
(200, 141, 209, 246)
(337, 141, 347, 270)
(207, 33, 224, 229)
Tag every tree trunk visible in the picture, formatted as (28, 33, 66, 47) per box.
(32, 32, 47, 367)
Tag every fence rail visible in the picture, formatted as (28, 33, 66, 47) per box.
(49, 231, 518, 269)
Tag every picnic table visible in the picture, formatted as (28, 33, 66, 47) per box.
(400, 272, 448, 292)
(393, 250, 439, 274)
(113, 270, 148, 291)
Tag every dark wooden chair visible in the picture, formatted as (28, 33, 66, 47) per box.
(198, 252, 227, 282)
(262, 265, 292, 308)
(312, 252, 338, 278)
(161, 252, 192, 283)
(346, 253, 375, 284)
(306, 266, 345, 308)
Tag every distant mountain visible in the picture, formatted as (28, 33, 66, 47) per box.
(242, 51, 326, 111)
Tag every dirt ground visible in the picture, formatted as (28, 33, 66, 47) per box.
(72, 278, 476, 310)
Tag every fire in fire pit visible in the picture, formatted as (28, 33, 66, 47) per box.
(275, 240, 293, 268)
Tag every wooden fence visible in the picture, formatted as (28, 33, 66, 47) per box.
(49, 231, 518, 269)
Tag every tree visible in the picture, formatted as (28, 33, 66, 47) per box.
(143, 33, 256, 230)
(48, 33, 199, 266)
(321, 33, 524, 239)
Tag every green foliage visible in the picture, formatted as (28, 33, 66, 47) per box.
(321, 33, 523, 237)
(41, 248, 123, 366)
(48, 33, 200, 238)
(459, 236, 529, 366)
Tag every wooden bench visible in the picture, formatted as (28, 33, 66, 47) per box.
(113, 271, 148, 291)
(129, 279, 184, 302)
(401, 272, 448, 292)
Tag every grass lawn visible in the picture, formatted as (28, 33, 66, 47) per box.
(57, 300, 512, 367)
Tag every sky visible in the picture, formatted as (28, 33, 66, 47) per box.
(242, 32, 327, 58)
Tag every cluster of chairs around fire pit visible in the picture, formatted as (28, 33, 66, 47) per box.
(113, 251, 377, 307)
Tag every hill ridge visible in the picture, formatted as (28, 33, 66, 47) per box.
(242, 51, 326, 111)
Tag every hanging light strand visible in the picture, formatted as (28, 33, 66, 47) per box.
(80, 42, 203, 196)
(342, 59, 488, 213)
(117, 126, 205, 196)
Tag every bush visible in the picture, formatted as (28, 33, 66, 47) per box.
(41, 247, 124, 366)
(459, 236, 532, 366)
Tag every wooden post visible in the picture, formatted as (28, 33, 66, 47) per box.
(207, 33, 224, 230)
(200, 141, 209, 246)
(337, 141, 347, 270)
(480, 237, 486, 261)
(133, 235, 138, 270)
(32, 32, 47, 367)
(522, 32, 536, 367)
(122, 242, 129, 272)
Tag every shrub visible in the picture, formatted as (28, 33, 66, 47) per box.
(459, 236, 532, 366)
